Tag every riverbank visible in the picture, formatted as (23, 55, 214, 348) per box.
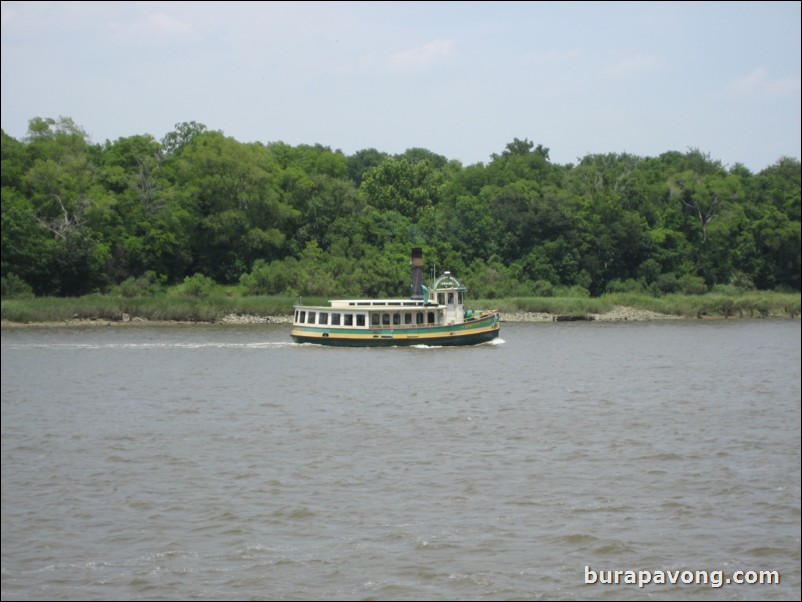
(6, 305, 798, 329)
(502, 306, 685, 322)
(218, 306, 687, 324)
(4, 291, 798, 326)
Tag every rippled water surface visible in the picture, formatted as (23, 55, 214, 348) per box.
(2, 320, 800, 600)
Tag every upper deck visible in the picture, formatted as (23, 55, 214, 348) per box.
(328, 299, 435, 310)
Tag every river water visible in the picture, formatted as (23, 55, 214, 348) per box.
(1, 320, 800, 601)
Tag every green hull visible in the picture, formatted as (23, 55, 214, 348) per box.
(291, 313, 501, 347)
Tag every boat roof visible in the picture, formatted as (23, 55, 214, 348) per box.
(328, 299, 435, 309)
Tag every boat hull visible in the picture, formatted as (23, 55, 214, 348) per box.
(290, 313, 501, 347)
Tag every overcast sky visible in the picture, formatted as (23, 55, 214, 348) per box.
(2, 1, 800, 172)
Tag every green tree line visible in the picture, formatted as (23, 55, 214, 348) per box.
(2, 117, 799, 300)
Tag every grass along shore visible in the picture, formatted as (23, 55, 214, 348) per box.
(2, 291, 799, 327)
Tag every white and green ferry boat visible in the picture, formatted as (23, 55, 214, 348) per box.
(290, 249, 501, 347)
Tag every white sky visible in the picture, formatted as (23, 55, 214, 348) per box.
(2, 1, 800, 172)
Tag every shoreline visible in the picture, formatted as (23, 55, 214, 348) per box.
(4, 306, 796, 329)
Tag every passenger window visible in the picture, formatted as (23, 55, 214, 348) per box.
(372, 314, 380, 326)
(357, 314, 366, 326)
(344, 314, 353, 326)
(404, 313, 412, 324)
(308, 312, 316, 324)
(319, 312, 328, 325)
(382, 313, 390, 325)
(331, 313, 340, 326)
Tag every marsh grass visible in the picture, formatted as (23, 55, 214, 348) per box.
(472, 291, 800, 319)
(2, 291, 799, 324)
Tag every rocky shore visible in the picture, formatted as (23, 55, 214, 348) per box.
(500, 306, 685, 322)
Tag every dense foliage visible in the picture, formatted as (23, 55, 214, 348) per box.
(2, 117, 800, 300)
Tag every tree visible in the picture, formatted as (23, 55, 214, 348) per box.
(347, 148, 388, 185)
(669, 171, 740, 244)
(360, 157, 446, 217)
(1, 130, 27, 189)
(169, 132, 297, 282)
(1, 188, 55, 294)
(161, 121, 208, 155)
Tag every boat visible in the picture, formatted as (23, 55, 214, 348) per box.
(290, 249, 501, 347)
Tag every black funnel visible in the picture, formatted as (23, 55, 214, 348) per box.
(411, 248, 424, 300)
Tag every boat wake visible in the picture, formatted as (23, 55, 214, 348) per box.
(4, 341, 299, 351)
(410, 337, 505, 350)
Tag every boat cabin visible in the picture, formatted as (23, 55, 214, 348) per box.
(292, 271, 470, 330)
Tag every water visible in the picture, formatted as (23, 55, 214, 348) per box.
(2, 320, 800, 600)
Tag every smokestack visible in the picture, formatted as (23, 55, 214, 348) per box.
(410, 248, 424, 300)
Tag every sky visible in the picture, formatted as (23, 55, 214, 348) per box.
(2, 1, 800, 172)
